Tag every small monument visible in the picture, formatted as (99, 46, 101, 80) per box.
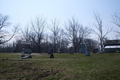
(48, 43, 54, 58)
(58, 48, 60, 54)
(12, 43, 16, 52)
(79, 43, 87, 53)
(85, 50, 90, 56)
(21, 43, 32, 59)
(79, 43, 90, 56)
(50, 48, 54, 58)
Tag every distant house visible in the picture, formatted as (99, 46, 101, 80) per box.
(104, 40, 120, 53)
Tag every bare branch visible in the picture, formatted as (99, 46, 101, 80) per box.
(0, 14, 10, 30)
(103, 28, 112, 38)
(49, 19, 60, 52)
(0, 14, 19, 44)
(112, 12, 120, 27)
(112, 12, 120, 37)
(93, 12, 111, 52)
(65, 17, 91, 53)
(30, 16, 46, 53)
(0, 25, 19, 44)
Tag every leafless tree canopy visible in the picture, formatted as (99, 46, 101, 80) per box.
(0, 14, 19, 44)
(30, 16, 46, 53)
(0, 14, 10, 30)
(112, 12, 120, 27)
(0, 14, 101, 53)
(65, 17, 91, 53)
(93, 12, 112, 52)
(21, 25, 32, 43)
(49, 19, 60, 52)
(112, 12, 120, 35)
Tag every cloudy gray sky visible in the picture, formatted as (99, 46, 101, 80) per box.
(1, 0, 120, 40)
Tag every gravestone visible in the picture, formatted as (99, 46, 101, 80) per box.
(79, 43, 87, 53)
(50, 48, 54, 58)
(58, 48, 60, 54)
(69, 47, 74, 54)
(85, 51, 90, 56)
(21, 43, 32, 59)
(48, 43, 54, 58)
(79, 43, 90, 56)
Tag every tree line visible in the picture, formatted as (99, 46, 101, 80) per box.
(0, 12, 120, 53)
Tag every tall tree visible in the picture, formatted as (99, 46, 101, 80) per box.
(49, 19, 60, 53)
(58, 29, 69, 53)
(0, 14, 19, 44)
(65, 17, 79, 53)
(30, 16, 46, 53)
(65, 17, 91, 53)
(84, 38, 99, 52)
(21, 26, 31, 42)
(93, 12, 111, 52)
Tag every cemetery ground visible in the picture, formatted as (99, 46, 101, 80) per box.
(0, 53, 120, 80)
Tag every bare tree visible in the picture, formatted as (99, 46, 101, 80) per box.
(65, 17, 79, 53)
(93, 12, 112, 52)
(21, 26, 31, 42)
(0, 14, 19, 44)
(49, 19, 60, 53)
(84, 38, 99, 52)
(59, 29, 69, 53)
(112, 12, 120, 35)
(30, 16, 46, 53)
(65, 17, 91, 53)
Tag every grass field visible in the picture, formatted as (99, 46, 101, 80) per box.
(0, 53, 120, 80)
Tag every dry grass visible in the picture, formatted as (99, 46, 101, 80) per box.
(0, 53, 120, 80)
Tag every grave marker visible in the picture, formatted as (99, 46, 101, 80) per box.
(48, 43, 54, 58)
(21, 43, 32, 59)
(79, 43, 90, 56)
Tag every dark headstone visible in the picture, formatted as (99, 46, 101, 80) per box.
(50, 54, 54, 58)
(50, 49, 54, 58)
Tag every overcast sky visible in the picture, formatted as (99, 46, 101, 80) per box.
(0, 0, 120, 40)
